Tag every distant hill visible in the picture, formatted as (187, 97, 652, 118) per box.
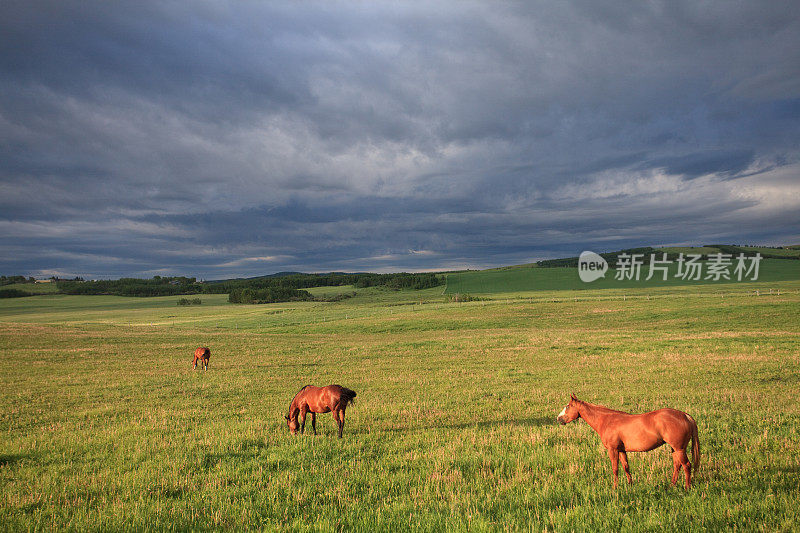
(205, 271, 305, 283)
(536, 244, 799, 268)
(445, 244, 800, 294)
(206, 271, 362, 283)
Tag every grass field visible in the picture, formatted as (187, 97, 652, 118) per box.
(658, 246, 800, 258)
(1, 283, 60, 294)
(445, 258, 800, 294)
(1, 280, 799, 530)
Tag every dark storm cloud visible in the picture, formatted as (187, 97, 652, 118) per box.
(642, 150, 757, 180)
(1, 1, 799, 278)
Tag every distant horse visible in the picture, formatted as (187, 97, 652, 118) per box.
(557, 394, 700, 488)
(285, 385, 357, 438)
(192, 347, 211, 371)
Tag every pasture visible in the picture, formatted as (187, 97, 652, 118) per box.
(444, 258, 800, 294)
(1, 280, 799, 530)
(0, 282, 60, 295)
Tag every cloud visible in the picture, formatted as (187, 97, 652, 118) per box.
(214, 255, 294, 268)
(1, 1, 799, 277)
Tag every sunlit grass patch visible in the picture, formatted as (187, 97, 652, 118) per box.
(1, 282, 799, 529)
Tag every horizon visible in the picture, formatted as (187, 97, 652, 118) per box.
(2, 2, 799, 279)
(13, 241, 797, 281)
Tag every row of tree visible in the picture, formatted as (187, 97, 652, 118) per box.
(49, 272, 444, 302)
(0, 288, 34, 298)
(228, 287, 313, 304)
(0, 275, 36, 286)
(57, 276, 201, 296)
(204, 272, 442, 294)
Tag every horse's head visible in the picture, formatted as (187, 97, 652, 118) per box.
(285, 413, 299, 435)
(557, 393, 581, 424)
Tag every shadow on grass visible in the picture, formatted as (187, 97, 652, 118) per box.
(441, 416, 555, 430)
(0, 453, 29, 467)
(238, 437, 269, 450)
(381, 415, 554, 434)
(201, 438, 285, 470)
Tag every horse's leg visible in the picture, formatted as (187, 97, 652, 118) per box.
(300, 406, 308, 434)
(311, 412, 317, 435)
(619, 451, 632, 485)
(607, 448, 619, 488)
(676, 448, 692, 489)
(671, 450, 682, 486)
(337, 409, 346, 438)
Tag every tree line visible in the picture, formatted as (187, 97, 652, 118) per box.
(228, 287, 313, 304)
(205, 272, 442, 294)
(0, 275, 39, 298)
(57, 276, 201, 296)
(536, 245, 796, 268)
(47, 272, 443, 302)
(0, 275, 36, 286)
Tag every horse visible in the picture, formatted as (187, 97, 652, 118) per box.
(557, 394, 700, 488)
(285, 385, 357, 438)
(192, 347, 211, 371)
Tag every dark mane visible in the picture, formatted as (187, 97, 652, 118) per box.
(288, 385, 312, 412)
(580, 400, 629, 415)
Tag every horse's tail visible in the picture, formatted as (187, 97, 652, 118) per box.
(688, 414, 700, 470)
(340, 386, 357, 407)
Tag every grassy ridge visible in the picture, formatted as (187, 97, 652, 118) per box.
(660, 245, 800, 258)
(1, 283, 799, 530)
(0, 283, 60, 295)
(445, 258, 800, 294)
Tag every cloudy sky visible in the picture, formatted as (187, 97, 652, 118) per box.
(1, 1, 799, 279)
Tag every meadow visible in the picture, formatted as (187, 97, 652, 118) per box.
(1, 277, 799, 531)
(444, 258, 799, 294)
(0, 282, 60, 295)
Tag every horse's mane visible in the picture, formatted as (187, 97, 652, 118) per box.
(288, 385, 312, 413)
(577, 399, 629, 415)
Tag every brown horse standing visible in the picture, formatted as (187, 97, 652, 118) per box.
(557, 394, 700, 488)
(285, 385, 357, 438)
(192, 347, 211, 371)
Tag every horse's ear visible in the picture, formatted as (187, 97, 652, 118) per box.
(570, 392, 577, 400)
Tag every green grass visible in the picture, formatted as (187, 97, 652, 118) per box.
(658, 245, 800, 258)
(1, 282, 60, 294)
(1, 282, 799, 530)
(305, 285, 359, 298)
(657, 246, 726, 255)
(737, 246, 800, 258)
(445, 258, 800, 294)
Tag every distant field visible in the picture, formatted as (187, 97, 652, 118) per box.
(657, 246, 726, 255)
(659, 246, 800, 258)
(737, 246, 800, 257)
(1, 283, 60, 294)
(445, 258, 800, 294)
(305, 284, 358, 298)
(1, 280, 799, 530)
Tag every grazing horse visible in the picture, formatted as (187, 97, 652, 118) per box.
(285, 385, 357, 438)
(192, 347, 211, 371)
(557, 394, 700, 488)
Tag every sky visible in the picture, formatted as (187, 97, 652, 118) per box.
(1, 1, 799, 279)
